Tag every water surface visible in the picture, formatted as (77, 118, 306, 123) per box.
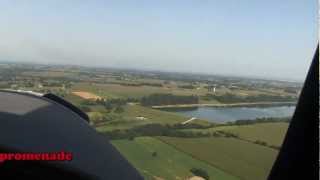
(161, 106, 295, 123)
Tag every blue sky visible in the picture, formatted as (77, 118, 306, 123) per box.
(0, 0, 317, 81)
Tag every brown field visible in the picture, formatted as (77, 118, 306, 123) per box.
(72, 91, 102, 100)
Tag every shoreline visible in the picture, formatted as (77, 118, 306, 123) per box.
(151, 101, 296, 109)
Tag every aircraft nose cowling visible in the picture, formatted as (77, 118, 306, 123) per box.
(0, 90, 143, 180)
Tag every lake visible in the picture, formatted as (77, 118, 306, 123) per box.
(161, 106, 296, 123)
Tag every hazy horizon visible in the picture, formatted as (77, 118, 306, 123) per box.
(0, 1, 317, 81)
(1, 60, 307, 83)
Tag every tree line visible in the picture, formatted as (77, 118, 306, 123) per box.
(101, 123, 228, 140)
(225, 117, 291, 126)
(202, 93, 297, 103)
(141, 93, 199, 106)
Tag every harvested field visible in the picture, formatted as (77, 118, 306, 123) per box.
(72, 91, 102, 100)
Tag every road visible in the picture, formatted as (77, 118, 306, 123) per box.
(181, 117, 197, 125)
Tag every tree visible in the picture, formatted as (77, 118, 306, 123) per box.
(114, 106, 124, 113)
(141, 93, 199, 106)
(254, 140, 268, 146)
(104, 102, 113, 111)
(96, 98, 105, 105)
(190, 168, 210, 180)
(152, 152, 157, 157)
(128, 136, 135, 141)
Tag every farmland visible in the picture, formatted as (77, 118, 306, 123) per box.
(223, 123, 289, 147)
(94, 105, 211, 132)
(72, 91, 102, 100)
(180, 122, 289, 147)
(111, 137, 239, 180)
(0, 63, 300, 180)
(158, 137, 279, 180)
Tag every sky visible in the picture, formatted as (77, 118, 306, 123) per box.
(0, 0, 317, 81)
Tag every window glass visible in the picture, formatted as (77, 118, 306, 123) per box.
(0, 1, 317, 180)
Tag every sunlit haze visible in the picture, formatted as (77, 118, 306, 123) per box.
(0, 0, 317, 81)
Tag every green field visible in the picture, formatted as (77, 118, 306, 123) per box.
(63, 93, 85, 105)
(71, 82, 288, 101)
(96, 105, 211, 132)
(158, 137, 279, 180)
(224, 123, 289, 147)
(63, 91, 214, 132)
(21, 70, 76, 78)
(71, 82, 179, 98)
(3, 64, 299, 180)
(64, 86, 287, 180)
(111, 137, 239, 180)
(180, 122, 289, 147)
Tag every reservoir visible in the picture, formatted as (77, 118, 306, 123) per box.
(161, 106, 296, 123)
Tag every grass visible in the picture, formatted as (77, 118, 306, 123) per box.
(71, 83, 121, 98)
(11, 69, 295, 180)
(65, 82, 287, 180)
(70, 82, 293, 107)
(158, 137, 279, 180)
(111, 137, 239, 180)
(70, 82, 240, 99)
(180, 122, 289, 147)
(179, 125, 239, 134)
(71, 82, 182, 98)
(96, 105, 212, 132)
(224, 122, 289, 147)
(87, 111, 106, 121)
(96, 118, 149, 131)
(122, 105, 210, 125)
(63, 93, 85, 105)
(21, 70, 76, 78)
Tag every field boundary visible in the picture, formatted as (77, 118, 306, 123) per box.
(155, 137, 243, 180)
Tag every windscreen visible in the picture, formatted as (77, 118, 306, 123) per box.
(0, 1, 317, 180)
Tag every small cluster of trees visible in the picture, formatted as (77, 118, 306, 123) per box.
(227, 117, 291, 126)
(78, 98, 126, 113)
(141, 93, 199, 106)
(216, 130, 239, 138)
(102, 99, 126, 112)
(96, 98, 136, 113)
(96, 97, 139, 105)
(170, 123, 215, 130)
(40, 89, 67, 98)
(253, 140, 280, 150)
(190, 168, 210, 180)
(254, 140, 267, 146)
(95, 98, 126, 106)
(245, 94, 297, 102)
(78, 97, 139, 113)
(152, 152, 157, 157)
